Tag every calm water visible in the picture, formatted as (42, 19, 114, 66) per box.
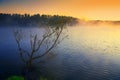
(1, 24, 120, 80)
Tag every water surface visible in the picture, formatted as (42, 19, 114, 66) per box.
(1, 24, 120, 80)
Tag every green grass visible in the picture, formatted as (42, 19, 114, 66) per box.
(6, 75, 48, 80)
(6, 76, 24, 80)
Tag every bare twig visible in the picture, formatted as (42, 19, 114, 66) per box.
(32, 27, 63, 60)
(14, 26, 66, 67)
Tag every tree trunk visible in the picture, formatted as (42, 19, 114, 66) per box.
(22, 66, 40, 80)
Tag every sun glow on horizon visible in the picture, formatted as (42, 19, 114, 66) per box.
(0, 0, 120, 21)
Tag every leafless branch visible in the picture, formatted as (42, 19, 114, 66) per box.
(14, 26, 66, 67)
(32, 27, 63, 60)
(14, 30, 29, 63)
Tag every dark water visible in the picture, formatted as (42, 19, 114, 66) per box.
(1, 25, 120, 80)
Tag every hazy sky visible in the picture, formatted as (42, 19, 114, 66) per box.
(0, 0, 120, 20)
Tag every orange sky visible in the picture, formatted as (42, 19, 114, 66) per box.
(0, 0, 120, 20)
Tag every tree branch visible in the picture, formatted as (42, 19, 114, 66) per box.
(32, 27, 63, 60)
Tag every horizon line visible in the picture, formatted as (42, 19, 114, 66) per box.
(0, 12, 120, 22)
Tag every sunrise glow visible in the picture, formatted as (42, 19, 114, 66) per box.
(0, 0, 120, 21)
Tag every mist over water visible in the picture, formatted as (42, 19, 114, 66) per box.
(1, 24, 120, 80)
(44, 24, 120, 80)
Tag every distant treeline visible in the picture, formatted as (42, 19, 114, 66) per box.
(0, 13, 78, 27)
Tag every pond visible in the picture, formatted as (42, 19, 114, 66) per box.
(1, 24, 120, 80)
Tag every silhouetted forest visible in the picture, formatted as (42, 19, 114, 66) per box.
(0, 13, 78, 27)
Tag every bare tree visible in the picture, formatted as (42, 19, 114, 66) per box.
(14, 26, 67, 68)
